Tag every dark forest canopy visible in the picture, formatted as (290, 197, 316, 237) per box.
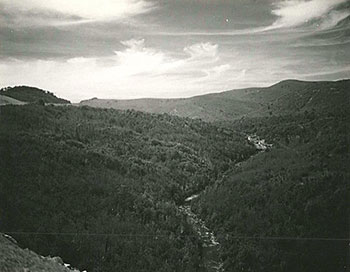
(194, 110, 349, 272)
(0, 104, 255, 271)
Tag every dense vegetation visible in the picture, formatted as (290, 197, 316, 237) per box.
(0, 86, 70, 104)
(0, 104, 255, 272)
(0, 79, 348, 271)
(193, 103, 349, 271)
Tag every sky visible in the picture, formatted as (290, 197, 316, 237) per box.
(0, 0, 349, 102)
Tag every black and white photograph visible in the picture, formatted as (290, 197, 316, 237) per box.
(0, 0, 349, 271)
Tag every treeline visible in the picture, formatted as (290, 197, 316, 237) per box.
(0, 104, 255, 272)
(193, 106, 349, 271)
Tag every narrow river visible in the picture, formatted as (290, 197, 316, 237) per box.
(179, 135, 272, 271)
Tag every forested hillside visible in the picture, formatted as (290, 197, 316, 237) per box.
(0, 104, 255, 272)
(192, 96, 349, 271)
(0, 78, 348, 271)
(0, 86, 70, 104)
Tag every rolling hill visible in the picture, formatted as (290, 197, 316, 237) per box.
(0, 86, 70, 104)
(79, 79, 349, 121)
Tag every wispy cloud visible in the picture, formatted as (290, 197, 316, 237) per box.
(150, 28, 268, 37)
(0, 0, 155, 27)
(297, 65, 350, 79)
(266, 0, 349, 30)
(151, 0, 349, 36)
(318, 9, 350, 29)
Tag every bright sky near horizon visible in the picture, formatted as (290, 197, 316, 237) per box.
(0, 0, 349, 102)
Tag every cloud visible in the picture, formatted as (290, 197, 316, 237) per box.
(150, 27, 269, 37)
(184, 43, 218, 59)
(208, 64, 231, 74)
(2, 0, 154, 19)
(0, 39, 234, 101)
(0, 0, 155, 26)
(109, 40, 222, 77)
(300, 65, 350, 79)
(113, 39, 173, 76)
(267, 0, 348, 30)
(149, 1, 349, 38)
(318, 9, 350, 29)
(154, 0, 349, 36)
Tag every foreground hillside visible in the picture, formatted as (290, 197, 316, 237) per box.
(0, 86, 70, 104)
(79, 79, 349, 121)
(0, 233, 79, 272)
(0, 104, 255, 272)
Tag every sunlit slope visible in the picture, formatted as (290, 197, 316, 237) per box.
(79, 79, 349, 121)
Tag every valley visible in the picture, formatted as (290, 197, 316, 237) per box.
(180, 134, 272, 272)
(1, 0, 349, 270)
(0, 79, 348, 272)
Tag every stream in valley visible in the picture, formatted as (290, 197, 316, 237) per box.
(179, 135, 272, 271)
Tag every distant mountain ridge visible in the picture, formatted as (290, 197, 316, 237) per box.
(0, 86, 70, 104)
(1, 80, 348, 121)
(79, 79, 350, 121)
